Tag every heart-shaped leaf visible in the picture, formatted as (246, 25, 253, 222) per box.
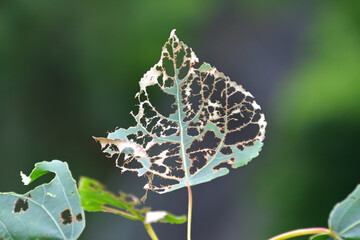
(95, 29, 266, 194)
(307, 185, 360, 240)
(0, 160, 85, 240)
(78, 176, 186, 224)
(327, 184, 360, 239)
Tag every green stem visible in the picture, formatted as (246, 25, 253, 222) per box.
(144, 223, 159, 240)
(187, 184, 193, 240)
(269, 228, 332, 240)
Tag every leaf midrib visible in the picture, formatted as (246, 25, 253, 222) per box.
(175, 78, 190, 184)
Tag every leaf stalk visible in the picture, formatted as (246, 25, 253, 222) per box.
(144, 223, 159, 240)
(187, 184, 193, 240)
(269, 227, 332, 240)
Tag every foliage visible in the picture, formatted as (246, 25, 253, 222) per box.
(311, 185, 360, 240)
(271, 184, 360, 240)
(0, 160, 85, 240)
(94, 29, 266, 194)
(0, 28, 359, 240)
(78, 176, 186, 224)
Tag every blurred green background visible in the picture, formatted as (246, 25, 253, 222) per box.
(1, 1, 359, 239)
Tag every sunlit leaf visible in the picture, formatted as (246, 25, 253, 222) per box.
(94, 29, 266, 194)
(78, 176, 186, 224)
(0, 160, 85, 240)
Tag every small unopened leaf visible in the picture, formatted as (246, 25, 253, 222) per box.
(78, 176, 186, 224)
(95, 29, 266, 194)
(0, 160, 85, 240)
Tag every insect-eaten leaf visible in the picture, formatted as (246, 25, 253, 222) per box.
(0, 160, 85, 240)
(78, 176, 186, 224)
(94, 29, 267, 194)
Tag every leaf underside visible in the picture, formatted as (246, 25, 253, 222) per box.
(95, 29, 267, 194)
(327, 184, 360, 240)
(78, 176, 186, 224)
(0, 160, 85, 240)
(309, 185, 360, 240)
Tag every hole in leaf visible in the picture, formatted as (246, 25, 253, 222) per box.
(186, 130, 221, 154)
(220, 147, 233, 155)
(28, 172, 56, 188)
(60, 209, 73, 225)
(13, 198, 29, 213)
(76, 213, 83, 222)
(165, 42, 173, 58)
(175, 47, 185, 69)
(151, 174, 180, 191)
(213, 162, 232, 171)
(225, 124, 260, 145)
(163, 57, 175, 77)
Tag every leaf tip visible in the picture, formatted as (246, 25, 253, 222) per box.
(199, 62, 213, 72)
(20, 171, 31, 185)
(145, 211, 167, 224)
(170, 29, 177, 39)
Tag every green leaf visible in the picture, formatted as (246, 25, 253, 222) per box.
(94, 29, 266, 194)
(0, 160, 85, 240)
(326, 184, 360, 239)
(78, 176, 186, 224)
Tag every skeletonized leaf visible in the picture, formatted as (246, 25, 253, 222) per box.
(94, 29, 266, 194)
(0, 160, 85, 240)
(78, 176, 186, 224)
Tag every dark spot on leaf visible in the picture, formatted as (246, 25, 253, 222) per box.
(76, 213, 83, 222)
(60, 209, 73, 225)
(14, 198, 29, 213)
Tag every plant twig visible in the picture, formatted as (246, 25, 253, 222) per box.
(187, 184, 193, 240)
(144, 223, 159, 240)
(269, 227, 331, 240)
